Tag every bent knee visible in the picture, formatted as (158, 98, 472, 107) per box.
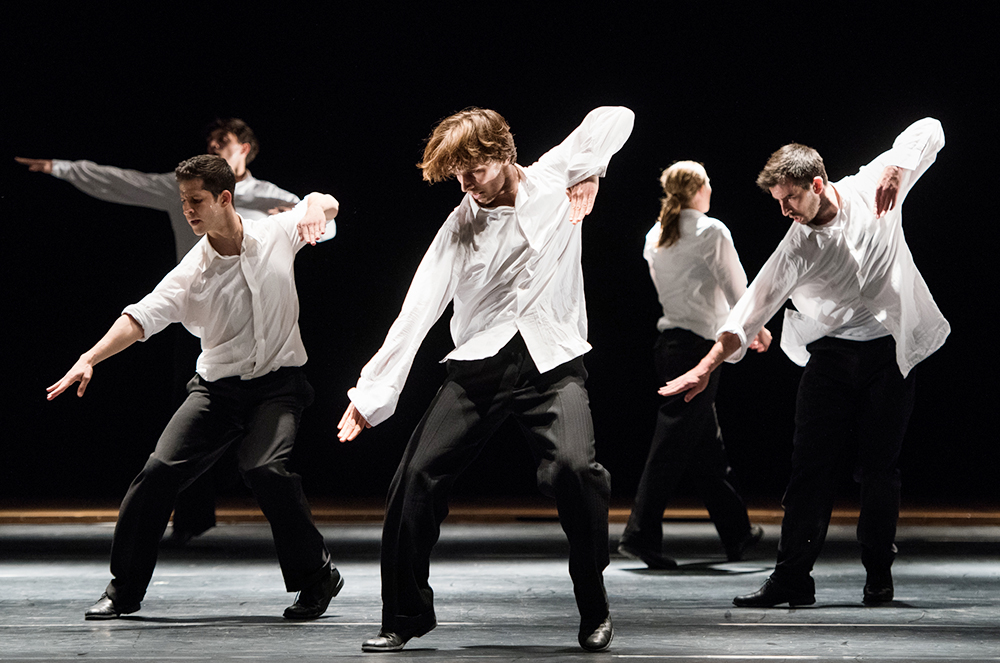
(396, 464, 447, 499)
(136, 456, 186, 490)
(536, 455, 603, 492)
(241, 460, 298, 486)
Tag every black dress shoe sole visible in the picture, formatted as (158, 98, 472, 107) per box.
(85, 611, 134, 620)
(733, 576, 815, 608)
(581, 635, 614, 652)
(361, 637, 408, 652)
(733, 595, 815, 608)
(84, 601, 140, 620)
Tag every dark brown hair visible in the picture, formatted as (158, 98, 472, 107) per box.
(756, 143, 828, 191)
(175, 154, 236, 198)
(205, 118, 260, 164)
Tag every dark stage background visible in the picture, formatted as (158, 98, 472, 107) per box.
(2, 5, 995, 508)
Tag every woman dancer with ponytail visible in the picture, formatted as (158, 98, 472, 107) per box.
(618, 161, 769, 569)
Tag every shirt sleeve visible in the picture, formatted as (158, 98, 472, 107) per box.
(254, 180, 301, 206)
(718, 226, 801, 362)
(706, 223, 748, 308)
(642, 223, 658, 268)
(235, 176, 302, 217)
(121, 258, 196, 341)
(847, 118, 945, 211)
(348, 216, 463, 426)
(533, 107, 636, 187)
(51, 160, 179, 212)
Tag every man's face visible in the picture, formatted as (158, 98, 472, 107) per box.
(207, 131, 247, 171)
(454, 162, 507, 207)
(770, 178, 822, 225)
(179, 178, 227, 236)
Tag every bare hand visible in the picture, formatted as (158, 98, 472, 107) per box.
(566, 175, 599, 225)
(15, 157, 53, 174)
(875, 166, 902, 217)
(658, 368, 710, 403)
(267, 205, 296, 215)
(337, 402, 371, 442)
(47, 358, 95, 400)
(749, 326, 772, 353)
(297, 206, 327, 245)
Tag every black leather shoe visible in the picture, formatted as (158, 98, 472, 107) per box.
(84, 593, 140, 620)
(160, 528, 196, 549)
(733, 577, 815, 608)
(362, 630, 410, 652)
(617, 542, 677, 569)
(579, 615, 614, 652)
(283, 567, 344, 620)
(863, 569, 894, 605)
(361, 620, 436, 652)
(726, 525, 764, 562)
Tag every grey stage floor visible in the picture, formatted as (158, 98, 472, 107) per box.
(1, 521, 998, 662)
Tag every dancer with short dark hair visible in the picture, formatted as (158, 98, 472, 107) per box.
(661, 118, 949, 607)
(48, 155, 342, 621)
(19, 118, 301, 545)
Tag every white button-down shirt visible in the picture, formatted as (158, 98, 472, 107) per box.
(52, 160, 301, 261)
(644, 209, 748, 341)
(349, 107, 635, 426)
(720, 118, 950, 377)
(123, 201, 335, 382)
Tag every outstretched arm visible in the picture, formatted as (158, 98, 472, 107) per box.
(15, 157, 53, 174)
(20, 158, 180, 211)
(658, 332, 743, 402)
(47, 314, 144, 400)
(566, 175, 599, 225)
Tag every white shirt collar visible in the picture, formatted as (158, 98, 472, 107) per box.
(202, 214, 259, 262)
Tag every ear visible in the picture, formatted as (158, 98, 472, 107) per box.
(239, 142, 252, 158)
(219, 189, 234, 207)
(811, 176, 824, 194)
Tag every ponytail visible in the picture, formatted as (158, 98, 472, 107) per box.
(657, 161, 707, 248)
(657, 193, 683, 248)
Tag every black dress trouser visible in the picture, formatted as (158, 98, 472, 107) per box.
(105, 368, 332, 607)
(621, 328, 753, 553)
(771, 335, 915, 593)
(169, 326, 221, 536)
(379, 333, 612, 638)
